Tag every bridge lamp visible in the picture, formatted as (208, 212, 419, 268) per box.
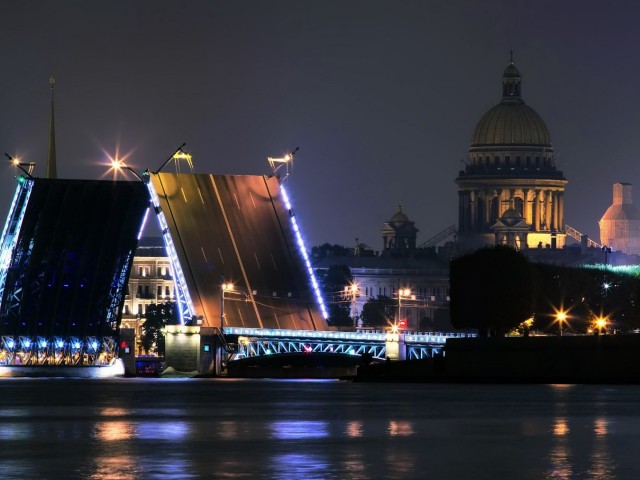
(5, 153, 35, 178)
(110, 158, 143, 181)
(220, 281, 235, 331)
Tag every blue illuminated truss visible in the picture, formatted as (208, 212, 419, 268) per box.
(224, 327, 474, 361)
(145, 177, 196, 324)
(0, 335, 117, 366)
(279, 185, 329, 319)
(0, 178, 33, 313)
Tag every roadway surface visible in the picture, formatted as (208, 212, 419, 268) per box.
(150, 173, 325, 330)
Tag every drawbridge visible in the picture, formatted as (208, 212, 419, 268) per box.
(0, 153, 331, 366)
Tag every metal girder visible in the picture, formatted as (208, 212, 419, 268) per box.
(0, 179, 33, 313)
(0, 335, 118, 366)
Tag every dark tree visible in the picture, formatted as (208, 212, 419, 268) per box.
(361, 295, 395, 328)
(318, 264, 353, 326)
(450, 246, 534, 337)
(141, 302, 179, 355)
(532, 264, 640, 333)
(311, 243, 351, 259)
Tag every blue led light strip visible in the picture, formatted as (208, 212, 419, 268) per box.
(279, 185, 329, 319)
(146, 180, 196, 324)
(0, 179, 33, 311)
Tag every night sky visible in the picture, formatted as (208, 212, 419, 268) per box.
(1, 1, 639, 250)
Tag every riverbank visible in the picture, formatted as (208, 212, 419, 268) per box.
(354, 335, 640, 384)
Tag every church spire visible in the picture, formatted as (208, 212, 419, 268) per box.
(47, 76, 57, 179)
(501, 51, 522, 102)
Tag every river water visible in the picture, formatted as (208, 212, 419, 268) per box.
(0, 378, 638, 479)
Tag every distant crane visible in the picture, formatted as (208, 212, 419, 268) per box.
(564, 224, 602, 249)
(418, 224, 457, 248)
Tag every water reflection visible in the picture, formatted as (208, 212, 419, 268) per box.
(552, 418, 569, 436)
(547, 442, 573, 480)
(270, 420, 328, 440)
(88, 455, 138, 480)
(387, 420, 413, 437)
(385, 451, 416, 478)
(270, 453, 329, 480)
(136, 420, 190, 440)
(588, 417, 616, 480)
(346, 420, 363, 438)
(94, 421, 133, 441)
(593, 417, 608, 436)
(217, 420, 239, 440)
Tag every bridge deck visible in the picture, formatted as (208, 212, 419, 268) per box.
(149, 173, 326, 331)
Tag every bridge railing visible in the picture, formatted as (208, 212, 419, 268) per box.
(223, 326, 475, 344)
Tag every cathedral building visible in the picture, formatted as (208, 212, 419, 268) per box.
(455, 59, 568, 250)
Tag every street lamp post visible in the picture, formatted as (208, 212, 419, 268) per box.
(397, 288, 411, 328)
(556, 310, 567, 336)
(220, 277, 234, 333)
(343, 283, 359, 329)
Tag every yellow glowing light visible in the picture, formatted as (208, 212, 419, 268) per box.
(222, 283, 234, 292)
(391, 324, 399, 334)
(111, 159, 123, 169)
(556, 311, 567, 322)
(595, 317, 607, 330)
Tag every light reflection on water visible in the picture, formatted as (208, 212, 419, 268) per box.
(0, 379, 638, 479)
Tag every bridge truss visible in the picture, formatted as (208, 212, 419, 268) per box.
(224, 327, 475, 361)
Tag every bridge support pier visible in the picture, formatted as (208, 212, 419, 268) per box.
(385, 332, 406, 361)
(163, 326, 225, 376)
(119, 328, 136, 376)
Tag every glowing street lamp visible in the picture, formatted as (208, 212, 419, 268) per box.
(556, 310, 567, 336)
(595, 316, 607, 335)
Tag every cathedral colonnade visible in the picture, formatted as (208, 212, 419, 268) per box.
(458, 187, 565, 233)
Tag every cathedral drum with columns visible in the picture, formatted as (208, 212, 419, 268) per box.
(455, 59, 567, 251)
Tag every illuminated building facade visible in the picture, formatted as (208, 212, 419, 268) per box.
(456, 59, 567, 250)
(314, 206, 452, 332)
(120, 238, 175, 354)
